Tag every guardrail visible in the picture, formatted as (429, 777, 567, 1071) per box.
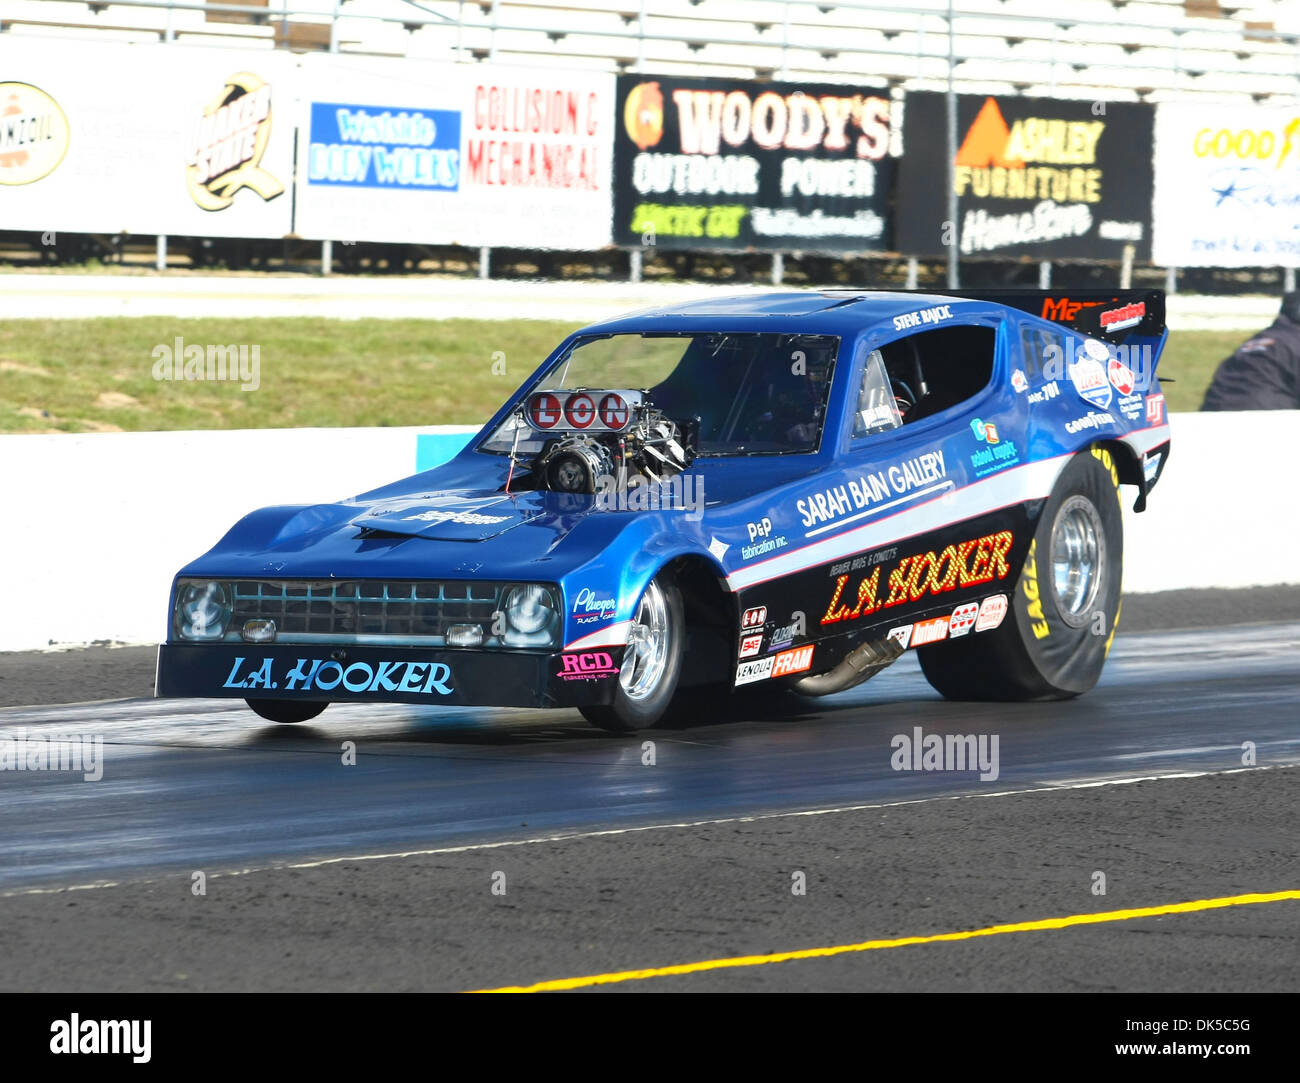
(0, 412, 1296, 652)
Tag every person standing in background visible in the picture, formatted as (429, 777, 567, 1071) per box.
(1202, 293, 1300, 410)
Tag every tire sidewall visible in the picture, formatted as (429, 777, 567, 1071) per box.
(1012, 446, 1124, 695)
(606, 572, 686, 729)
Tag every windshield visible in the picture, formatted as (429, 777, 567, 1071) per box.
(482, 331, 840, 457)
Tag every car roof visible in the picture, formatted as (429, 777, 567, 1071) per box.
(576, 290, 1003, 337)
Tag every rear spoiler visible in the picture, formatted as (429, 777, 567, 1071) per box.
(927, 288, 1166, 344)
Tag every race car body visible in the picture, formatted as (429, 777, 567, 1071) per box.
(156, 288, 1171, 730)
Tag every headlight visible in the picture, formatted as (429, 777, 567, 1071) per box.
(175, 581, 231, 641)
(501, 584, 559, 645)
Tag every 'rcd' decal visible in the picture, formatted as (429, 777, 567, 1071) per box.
(821, 531, 1015, 626)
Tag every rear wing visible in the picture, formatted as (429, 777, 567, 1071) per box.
(929, 288, 1166, 344)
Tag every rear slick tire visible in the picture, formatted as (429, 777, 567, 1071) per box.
(918, 447, 1124, 701)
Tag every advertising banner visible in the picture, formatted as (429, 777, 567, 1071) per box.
(896, 92, 1152, 260)
(293, 56, 614, 249)
(611, 74, 897, 252)
(1153, 103, 1300, 267)
(0, 39, 295, 238)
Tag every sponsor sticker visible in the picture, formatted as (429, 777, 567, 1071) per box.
(887, 625, 913, 650)
(949, 601, 979, 638)
(772, 644, 815, 677)
(735, 657, 774, 686)
(822, 530, 1015, 626)
(1065, 410, 1116, 435)
(1145, 393, 1165, 424)
(1069, 353, 1113, 410)
(1011, 369, 1028, 393)
(741, 606, 767, 630)
(910, 617, 949, 646)
(1108, 358, 1135, 395)
(1099, 300, 1145, 332)
(975, 593, 1008, 632)
(797, 452, 947, 534)
(573, 587, 618, 625)
(401, 509, 509, 525)
(1026, 380, 1059, 405)
(892, 304, 953, 332)
(223, 656, 453, 695)
(557, 651, 619, 680)
(1143, 451, 1162, 484)
(739, 634, 762, 658)
(969, 421, 1020, 477)
(1116, 392, 1144, 421)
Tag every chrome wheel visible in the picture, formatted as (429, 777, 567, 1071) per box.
(1050, 495, 1105, 628)
(620, 579, 671, 700)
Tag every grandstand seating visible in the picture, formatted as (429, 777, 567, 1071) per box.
(1, 0, 1294, 101)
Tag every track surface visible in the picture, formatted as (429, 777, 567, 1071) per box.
(1, 613, 1298, 991)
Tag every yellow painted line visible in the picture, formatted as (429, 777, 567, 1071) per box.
(473, 890, 1300, 993)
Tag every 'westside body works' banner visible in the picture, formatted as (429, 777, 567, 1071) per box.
(613, 74, 897, 252)
(294, 57, 614, 249)
(1153, 103, 1300, 267)
(897, 92, 1152, 260)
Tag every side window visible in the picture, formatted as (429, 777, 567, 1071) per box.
(851, 348, 903, 439)
(859, 324, 997, 429)
(1019, 323, 1064, 380)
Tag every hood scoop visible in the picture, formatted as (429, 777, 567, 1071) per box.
(351, 491, 542, 541)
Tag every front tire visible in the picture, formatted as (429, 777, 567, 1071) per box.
(246, 699, 329, 724)
(918, 447, 1124, 701)
(580, 574, 684, 732)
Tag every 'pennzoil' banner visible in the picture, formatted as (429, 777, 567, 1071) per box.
(612, 74, 897, 252)
(896, 92, 1152, 260)
(0, 39, 293, 238)
(1153, 103, 1300, 267)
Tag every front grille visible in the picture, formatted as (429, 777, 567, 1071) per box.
(229, 580, 504, 643)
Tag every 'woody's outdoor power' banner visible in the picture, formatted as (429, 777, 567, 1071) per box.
(612, 74, 898, 252)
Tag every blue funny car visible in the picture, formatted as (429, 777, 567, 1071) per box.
(156, 288, 1171, 731)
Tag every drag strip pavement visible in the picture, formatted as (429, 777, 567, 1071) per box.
(0, 622, 1296, 895)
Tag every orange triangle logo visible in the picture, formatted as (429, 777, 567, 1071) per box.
(955, 97, 1024, 169)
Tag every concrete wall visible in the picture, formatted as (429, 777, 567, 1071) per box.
(0, 412, 1295, 651)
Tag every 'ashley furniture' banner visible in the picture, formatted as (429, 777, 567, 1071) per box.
(293, 56, 615, 250)
(896, 92, 1153, 260)
(1153, 102, 1300, 267)
(612, 74, 897, 252)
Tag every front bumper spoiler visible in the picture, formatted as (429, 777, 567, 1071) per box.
(155, 643, 620, 709)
